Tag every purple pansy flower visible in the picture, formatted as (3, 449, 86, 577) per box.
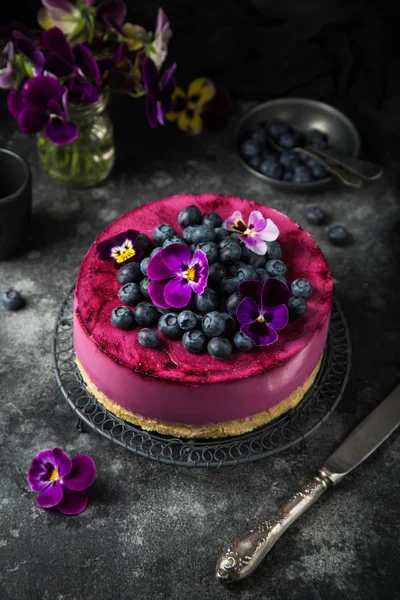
(43, 27, 100, 104)
(142, 57, 176, 128)
(27, 447, 96, 515)
(152, 8, 172, 70)
(7, 75, 79, 145)
(223, 210, 279, 255)
(236, 278, 290, 346)
(96, 0, 127, 32)
(147, 243, 209, 309)
(96, 229, 144, 268)
(13, 31, 45, 74)
(0, 42, 16, 89)
(38, 0, 96, 36)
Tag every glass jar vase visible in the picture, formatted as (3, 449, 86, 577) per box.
(37, 91, 115, 188)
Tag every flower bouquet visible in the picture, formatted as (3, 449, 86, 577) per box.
(0, 2, 230, 187)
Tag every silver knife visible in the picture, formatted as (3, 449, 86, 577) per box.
(216, 383, 400, 583)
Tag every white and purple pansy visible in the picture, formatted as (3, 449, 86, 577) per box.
(223, 210, 279, 255)
(147, 242, 209, 309)
(236, 278, 290, 346)
(97, 229, 144, 268)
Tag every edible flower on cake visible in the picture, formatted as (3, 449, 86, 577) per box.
(223, 209, 279, 255)
(97, 229, 144, 268)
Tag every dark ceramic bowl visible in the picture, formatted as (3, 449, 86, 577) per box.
(236, 97, 361, 192)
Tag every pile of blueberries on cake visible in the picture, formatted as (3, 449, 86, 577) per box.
(111, 205, 312, 360)
(240, 119, 331, 183)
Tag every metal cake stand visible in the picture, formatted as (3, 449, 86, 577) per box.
(52, 286, 351, 468)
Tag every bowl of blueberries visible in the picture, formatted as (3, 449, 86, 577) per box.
(236, 97, 360, 191)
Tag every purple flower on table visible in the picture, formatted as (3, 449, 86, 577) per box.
(223, 210, 279, 256)
(27, 447, 96, 515)
(96, 229, 144, 268)
(7, 75, 79, 145)
(151, 8, 172, 70)
(147, 243, 209, 309)
(42, 27, 100, 104)
(236, 278, 290, 346)
(0, 42, 16, 89)
(142, 57, 176, 128)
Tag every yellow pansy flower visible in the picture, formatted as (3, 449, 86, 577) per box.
(167, 78, 215, 135)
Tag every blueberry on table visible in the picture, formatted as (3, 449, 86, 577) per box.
(153, 224, 176, 245)
(194, 287, 219, 313)
(240, 138, 261, 158)
(256, 268, 269, 282)
(140, 257, 151, 276)
(207, 337, 232, 360)
(158, 313, 183, 339)
(311, 163, 328, 180)
(266, 241, 281, 260)
(226, 292, 242, 316)
(140, 277, 151, 298)
(236, 264, 257, 282)
(191, 225, 216, 245)
(266, 259, 287, 277)
(182, 330, 207, 353)
(111, 306, 135, 330)
(220, 242, 242, 263)
(214, 227, 230, 243)
(1, 289, 25, 310)
(278, 131, 297, 149)
(305, 206, 328, 226)
(196, 241, 219, 265)
(138, 328, 159, 348)
(328, 226, 350, 246)
(178, 310, 198, 331)
(117, 262, 142, 284)
(202, 311, 226, 337)
(208, 262, 227, 286)
(178, 205, 202, 228)
(288, 296, 308, 320)
(220, 277, 239, 296)
(268, 118, 289, 139)
(134, 301, 158, 326)
(163, 235, 185, 247)
(118, 282, 141, 305)
(135, 233, 152, 253)
(291, 278, 313, 299)
(234, 331, 254, 352)
(201, 212, 223, 228)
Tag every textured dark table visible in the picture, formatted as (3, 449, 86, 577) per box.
(1, 98, 400, 600)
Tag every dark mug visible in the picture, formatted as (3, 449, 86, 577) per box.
(0, 148, 32, 260)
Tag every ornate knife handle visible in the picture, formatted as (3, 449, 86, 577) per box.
(216, 472, 332, 583)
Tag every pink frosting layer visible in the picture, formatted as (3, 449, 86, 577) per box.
(74, 194, 332, 425)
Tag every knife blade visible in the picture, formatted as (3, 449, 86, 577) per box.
(216, 384, 400, 583)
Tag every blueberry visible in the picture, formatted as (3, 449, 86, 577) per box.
(111, 306, 135, 330)
(182, 226, 196, 243)
(294, 165, 310, 176)
(208, 262, 227, 286)
(196, 241, 219, 264)
(302, 155, 320, 169)
(117, 262, 142, 284)
(259, 161, 283, 179)
(150, 246, 163, 258)
(234, 331, 254, 351)
(207, 337, 232, 360)
(222, 312, 237, 335)
(247, 154, 262, 170)
(138, 328, 159, 348)
(178, 205, 202, 228)
(153, 224, 176, 245)
(256, 268, 269, 282)
(311, 163, 328, 179)
(191, 225, 216, 245)
(245, 251, 266, 269)
(134, 301, 158, 326)
(220, 242, 242, 263)
(306, 128, 329, 150)
(251, 126, 267, 145)
(201, 212, 223, 228)
(178, 310, 198, 331)
(163, 235, 185, 247)
(266, 259, 287, 277)
(140, 277, 151, 298)
(293, 169, 313, 184)
(202, 311, 226, 337)
(182, 329, 207, 353)
(227, 261, 245, 277)
(288, 296, 308, 320)
(291, 278, 313, 299)
(236, 264, 257, 281)
(154, 306, 177, 315)
(274, 275, 287, 284)
(118, 282, 141, 305)
(268, 118, 289, 139)
(158, 313, 183, 339)
(240, 138, 261, 158)
(194, 287, 218, 313)
(1, 289, 25, 310)
(266, 241, 281, 260)
(214, 227, 230, 243)
(226, 292, 242, 316)
(279, 150, 300, 169)
(278, 131, 297, 149)
(219, 236, 239, 249)
(140, 257, 151, 276)
(220, 277, 239, 296)
(305, 206, 328, 226)
(283, 169, 294, 182)
(328, 226, 350, 246)
(135, 233, 152, 253)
